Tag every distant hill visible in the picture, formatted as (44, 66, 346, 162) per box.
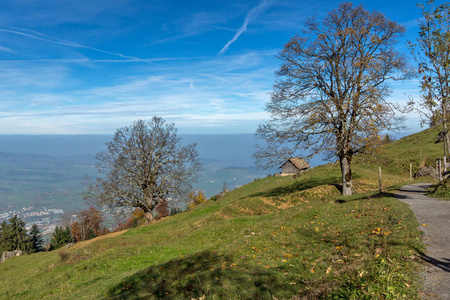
(0, 127, 441, 299)
(0, 134, 272, 225)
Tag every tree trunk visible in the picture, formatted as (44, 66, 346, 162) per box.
(144, 212, 155, 223)
(442, 102, 449, 159)
(340, 154, 353, 196)
(444, 125, 450, 160)
(142, 187, 157, 213)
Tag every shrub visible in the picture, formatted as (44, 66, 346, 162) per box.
(155, 201, 169, 219)
(188, 191, 207, 209)
(58, 249, 70, 263)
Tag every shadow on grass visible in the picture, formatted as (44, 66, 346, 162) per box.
(335, 191, 391, 204)
(333, 185, 434, 204)
(248, 176, 341, 199)
(106, 250, 298, 300)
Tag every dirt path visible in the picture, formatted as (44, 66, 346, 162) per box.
(394, 183, 450, 299)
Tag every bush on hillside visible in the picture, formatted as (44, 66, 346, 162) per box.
(414, 166, 439, 180)
(428, 176, 450, 198)
(188, 191, 207, 209)
(155, 201, 169, 219)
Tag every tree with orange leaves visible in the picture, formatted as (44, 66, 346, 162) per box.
(187, 190, 207, 209)
(70, 207, 107, 242)
(255, 3, 411, 195)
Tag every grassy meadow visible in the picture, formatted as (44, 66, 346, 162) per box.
(0, 127, 444, 299)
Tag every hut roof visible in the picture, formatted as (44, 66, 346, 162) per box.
(281, 157, 310, 170)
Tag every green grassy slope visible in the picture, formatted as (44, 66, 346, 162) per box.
(356, 126, 443, 177)
(0, 127, 442, 299)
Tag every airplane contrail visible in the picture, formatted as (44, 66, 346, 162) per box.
(218, 0, 270, 56)
(0, 27, 139, 60)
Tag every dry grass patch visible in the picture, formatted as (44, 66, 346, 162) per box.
(231, 198, 278, 215)
(68, 229, 129, 251)
(260, 196, 299, 209)
(298, 184, 341, 200)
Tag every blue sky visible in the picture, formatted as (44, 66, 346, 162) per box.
(0, 0, 433, 134)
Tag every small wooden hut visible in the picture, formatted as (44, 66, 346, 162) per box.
(279, 157, 310, 176)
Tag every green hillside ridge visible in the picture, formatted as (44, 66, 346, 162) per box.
(0, 127, 443, 299)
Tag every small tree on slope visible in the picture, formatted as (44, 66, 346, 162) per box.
(84, 117, 202, 218)
(50, 226, 73, 250)
(29, 224, 44, 253)
(0, 215, 32, 253)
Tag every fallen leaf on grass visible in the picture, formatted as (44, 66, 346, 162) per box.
(371, 227, 381, 234)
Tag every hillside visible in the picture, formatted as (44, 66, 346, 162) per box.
(0, 127, 443, 299)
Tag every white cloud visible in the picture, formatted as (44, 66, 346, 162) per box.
(0, 45, 15, 53)
(151, 11, 230, 45)
(184, 111, 268, 121)
(0, 62, 73, 89)
(0, 51, 276, 134)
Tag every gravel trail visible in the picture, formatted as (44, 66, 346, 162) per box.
(395, 183, 450, 299)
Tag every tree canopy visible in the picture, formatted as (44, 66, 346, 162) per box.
(255, 2, 410, 195)
(84, 117, 202, 217)
(408, 0, 450, 157)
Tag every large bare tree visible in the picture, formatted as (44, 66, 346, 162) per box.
(408, 0, 450, 157)
(84, 117, 201, 218)
(255, 3, 410, 195)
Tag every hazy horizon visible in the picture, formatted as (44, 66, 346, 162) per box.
(0, 130, 421, 164)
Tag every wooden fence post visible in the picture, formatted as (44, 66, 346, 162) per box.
(410, 163, 412, 181)
(379, 166, 382, 193)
